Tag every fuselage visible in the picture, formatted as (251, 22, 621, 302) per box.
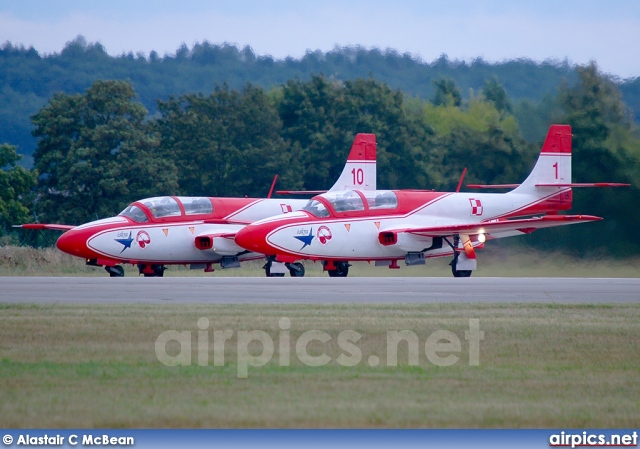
(234, 187, 572, 262)
(56, 195, 307, 265)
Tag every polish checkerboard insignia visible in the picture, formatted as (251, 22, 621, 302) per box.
(469, 198, 483, 216)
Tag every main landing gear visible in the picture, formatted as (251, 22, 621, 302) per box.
(263, 257, 305, 277)
(450, 258, 472, 278)
(90, 258, 165, 278)
(447, 235, 473, 278)
(323, 261, 350, 277)
(137, 263, 166, 277)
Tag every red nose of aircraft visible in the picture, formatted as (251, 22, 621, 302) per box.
(234, 223, 275, 255)
(56, 228, 92, 258)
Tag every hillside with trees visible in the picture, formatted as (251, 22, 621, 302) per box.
(1, 38, 639, 257)
(3, 37, 640, 160)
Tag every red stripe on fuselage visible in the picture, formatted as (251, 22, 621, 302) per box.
(484, 188, 572, 220)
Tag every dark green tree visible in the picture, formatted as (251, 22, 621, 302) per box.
(436, 127, 535, 191)
(432, 78, 462, 107)
(156, 83, 301, 197)
(278, 76, 348, 190)
(278, 75, 433, 190)
(32, 80, 178, 224)
(421, 84, 534, 190)
(526, 63, 640, 256)
(0, 144, 36, 234)
(482, 78, 513, 114)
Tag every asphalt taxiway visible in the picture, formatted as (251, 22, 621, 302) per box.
(0, 277, 638, 304)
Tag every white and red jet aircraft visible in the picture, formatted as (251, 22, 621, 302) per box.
(234, 125, 628, 277)
(20, 134, 377, 277)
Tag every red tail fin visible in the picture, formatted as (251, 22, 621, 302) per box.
(329, 133, 377, 191)
(541, 124, 572, 154)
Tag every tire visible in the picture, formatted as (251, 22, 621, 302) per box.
(288, 262, 305, 277)
(327, 261, 349, 277)
(105, 265, 125, 277)
(450, 259, 472, 278)
(139, 264, 165, 277)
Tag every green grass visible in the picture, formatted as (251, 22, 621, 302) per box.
(0, 303, 638, 427)
(1, 245, 640, 277)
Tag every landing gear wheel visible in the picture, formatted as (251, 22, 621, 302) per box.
(287, 262, 305, 277)
(263, 259, 285, 277)
(325, 261, 350, 277)
(448, 234, 472, 278)
(450, 259, 472, 278)
(138, 264, 166, 277)
(105, 265, 124, 277)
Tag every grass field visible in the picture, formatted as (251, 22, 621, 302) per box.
(0, 302, 638, 428)
(1, 244, 640, 277)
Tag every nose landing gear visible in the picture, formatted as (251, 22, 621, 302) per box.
(263, 257, 305, 277)
(104, 265, 125, 277)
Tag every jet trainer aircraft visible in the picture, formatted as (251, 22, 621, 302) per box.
(19, 134, 377, 277)
(234, 125, 628, 277)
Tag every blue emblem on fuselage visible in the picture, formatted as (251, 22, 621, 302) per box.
(114, 231, 134, 253)
(294, 227, 314, 250)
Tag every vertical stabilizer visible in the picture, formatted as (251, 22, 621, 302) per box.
(510, 125, 573, 211)
(513, 124, 572, 193)
(328, 133, 377, 191)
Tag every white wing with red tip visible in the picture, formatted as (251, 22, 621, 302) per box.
(379, 214, 602, 242)
(14, 223, 75, 231)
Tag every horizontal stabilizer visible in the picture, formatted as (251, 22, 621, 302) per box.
(275, 190, 327, 195)
(14, 223, 75, 231)
(466, 184, 520, 189)
(467, 182, 629, 189)
(535, 183, 630, 187)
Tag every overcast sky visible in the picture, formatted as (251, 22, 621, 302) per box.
(1, 0, 639, 78)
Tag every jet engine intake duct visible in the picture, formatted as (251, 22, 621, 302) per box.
(195, 236, 213, 250)
(195, 233, 244, 255)
(378, 231, 397, 246)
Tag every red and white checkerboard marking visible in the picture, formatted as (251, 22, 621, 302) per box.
(469, 198, 483, 216)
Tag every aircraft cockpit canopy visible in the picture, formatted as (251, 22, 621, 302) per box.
(302, 190, 398, 217)
(119, 205, 149, 223)
(361, 190, 398, 209)
(302, 200, 330, 218)
(119, 196, 214, 222)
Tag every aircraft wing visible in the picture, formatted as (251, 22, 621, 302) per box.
(382, 215, 602, 238)
(203, 218, 253, 225)
(14, 223, 76, 231)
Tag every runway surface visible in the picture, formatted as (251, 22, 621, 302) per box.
(0, 277, 639, 304)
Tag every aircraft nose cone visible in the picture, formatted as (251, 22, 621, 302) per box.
(56, 229, 88, 257)
(235, 225, 269, 254)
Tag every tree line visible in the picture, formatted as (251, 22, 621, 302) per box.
(2, 37, 640, 162)
(1, 63, 639, 257)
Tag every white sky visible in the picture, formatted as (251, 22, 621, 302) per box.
(1, 0, 639, 78)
